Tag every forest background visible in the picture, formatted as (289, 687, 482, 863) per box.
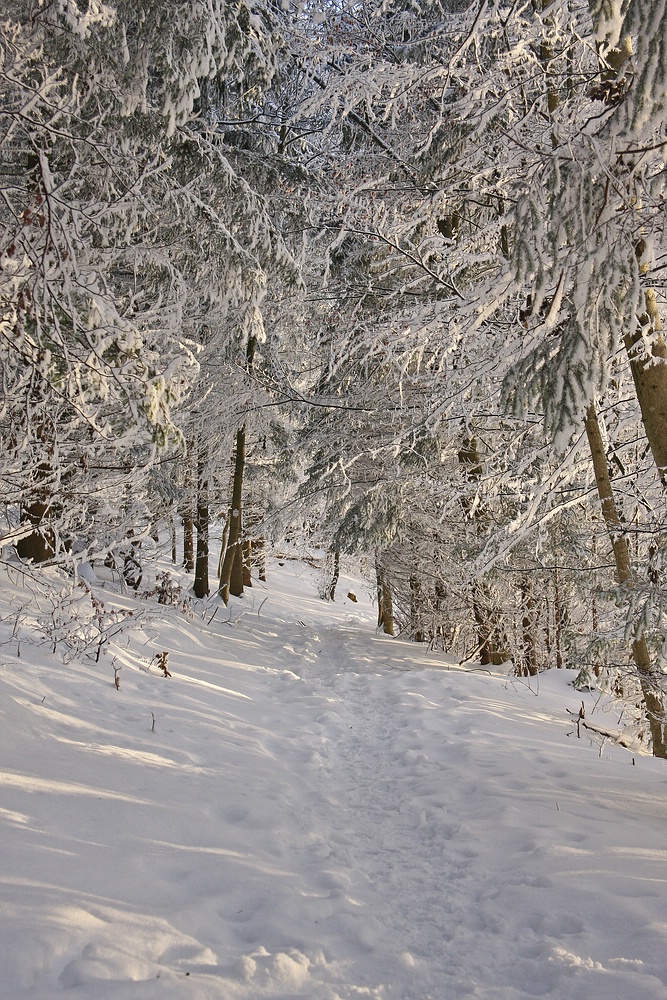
(1, 0, 667, 753)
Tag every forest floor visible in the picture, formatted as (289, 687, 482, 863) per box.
(1, 550, 667, 999)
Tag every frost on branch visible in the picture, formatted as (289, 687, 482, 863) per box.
(618, 0, 667, 134)
(0, 0, 291, 564)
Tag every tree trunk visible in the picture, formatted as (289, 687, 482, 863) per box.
(520, 576, 539, 676)
(584, 402, 667, 757)
(255, 535, 267, 582)
(585, 7, 667, 486)
(432, 579, 447, 649)
(181, 444, 195, 573)
(624, 291, 667, 485)
(217, 510, 230, 579)
(540, 0, 559, 148)
(458, 434, 509, 664)
(182, 512, 194, 572)
(470, 582, 509, 666)
(553, 561, 565, 669)
(16, 416, 56, 563)
(171, 504, 177, 565)
(326, 548, 340, 601)
(242, 538, 252, 588)
(122, 528, 142, 590)
(376, 554, 394, 636)
(16, 493, 55, 563)
(471, 590, 493, 665)
(376, 559, 384, 629)
(218, 336, 257, 604)
(194, 442, 209, 598)
(219, 424, 246, 605)
(410, 574, 425, 642)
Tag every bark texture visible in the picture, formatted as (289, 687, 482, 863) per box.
(376, 554, 395, 636)
(219, 425, 246, 605)
(584, 403, 667, 758)
(624, 292, 667, 484)
(193, 442, 209, 598)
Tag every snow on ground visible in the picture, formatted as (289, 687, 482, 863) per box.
(1, 553, 667, 1000)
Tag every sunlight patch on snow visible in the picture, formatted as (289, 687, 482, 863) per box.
(150, 839, 295, 877)
(174, 672, 253, 699)
(30, 704, 110, 731)
(0, 769, 157, 804)
(402, 690, 442, 708)
(51, 737, 213, 772)
(0, 806, 30, 826)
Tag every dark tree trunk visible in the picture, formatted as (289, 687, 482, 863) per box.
(326, 549, 340, 601)
(410, 574, 425, 642)
(181, 443, 195, 573)
(520, 576, 539, 677)
(16, 494, 55, 563)
(376, 554, 395, 636)
(458, 435, 509, 665)
(17, 417, 56, 563)
(194, 443, 209, 598)
(255, 536, 267, 582)
(553, 562, 565, 669)
(219, 425, 246, 604)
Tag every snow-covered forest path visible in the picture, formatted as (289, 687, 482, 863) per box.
(1, 557, 667, 1000)
(258, 611, 667, 1000)
(282, 625, 480, 999)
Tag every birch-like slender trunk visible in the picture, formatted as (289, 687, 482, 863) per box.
(584, 403, 667, 757)
(193, 441, 209, 598)
(410, 574, 425, 642)
(520, 576, 539, 676)
(218, 338, 256, 605)
(458, 435, 509, 665)
(181, 443, 195, 573)
(218, 425, 246, 605)
(255, 535, 267, 582)
(375, 553, 395, 636)
(553, 561, 565, 669)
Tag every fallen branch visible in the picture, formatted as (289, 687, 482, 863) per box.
(580, 719, 635, 751)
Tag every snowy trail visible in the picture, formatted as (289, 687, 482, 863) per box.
(2, 558, 667, 999)
(267, 617, 667, 1000)
(307, 654, 465, 998)
(290, 630, 461, 995)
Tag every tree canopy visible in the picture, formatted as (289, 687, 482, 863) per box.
(2, 0, 667, 752)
